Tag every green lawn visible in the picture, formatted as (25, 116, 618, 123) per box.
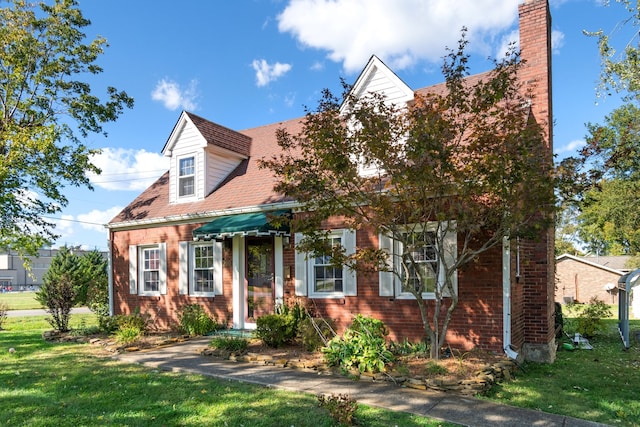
(0, 315, 456, 427)
(0, 291, 42, 310)
(484, 317, 640, 426)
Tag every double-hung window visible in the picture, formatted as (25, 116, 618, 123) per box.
(294, 229, 357, 298)
(313, 236, 344, 294)
(401, 230, 438, 294)
(178, 156, 195, 197)
(142, 247, 161, 292)
(178, 241, 223, 297)
(193, 243, 216, 295)
(129, 243, 167, 296)
(379, 222, 457, 299)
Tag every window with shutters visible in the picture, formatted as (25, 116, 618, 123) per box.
(379, 222, 457, 299)
(294, 229, 357, 298)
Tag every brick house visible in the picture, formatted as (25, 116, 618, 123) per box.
(555, 254, 631, 305)
(107, 0, 556, 362)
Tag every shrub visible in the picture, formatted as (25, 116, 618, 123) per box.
(322, 314, 394, 373)
(178, 304, 219, 336)
(116, 326, 143, 345)
(298, 317, 336, 351)
(569, 297, 611, 338)
(390, 338, 429, 357)
(317, 393, 358, 426)
(256, 313, 297, 347)
(35, 273, 76, 332)
(0, 301, 7, 330)
(210, 335, 249, 353)
(113, 309, 150, 344)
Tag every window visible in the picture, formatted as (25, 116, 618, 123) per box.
(400, 230, 438, 294)
(313, 236, 344, 294)
(294, 229, 357, 298)
(142, 247, 160, 293)
(192, 243, 216, 295)
(178, 241, 223, 297)
(128, 243, 167, 296)
(178, 156, 195, 197)
(379, 222, 457, 299)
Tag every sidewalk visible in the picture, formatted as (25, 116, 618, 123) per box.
(113, 337, 609, 427)
(5, 307, 91, 317)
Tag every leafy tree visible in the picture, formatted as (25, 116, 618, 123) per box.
(558, 104, 640, 255)
(36, 272, 76, 332)
(585, 0, 640, 102)
(260, 35, 554, 359)
(555, 204, 584, 256)
(79, 249, 110, 328)
(0, 0, 133, 258)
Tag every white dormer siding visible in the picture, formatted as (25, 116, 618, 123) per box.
(163, 111, 250, 204)
(341, 56, 414, 178)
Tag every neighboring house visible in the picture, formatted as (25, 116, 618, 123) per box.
(556, 254, 631, 305)
(107, 0, 556, 362)
(0, 248, 106, 291)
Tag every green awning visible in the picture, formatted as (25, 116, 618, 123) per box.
(193, 211, 290, 240)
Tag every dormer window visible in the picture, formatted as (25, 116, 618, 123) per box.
(178, 156, 195, 197)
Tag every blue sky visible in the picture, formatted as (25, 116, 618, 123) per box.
(50, 0, 634, 251)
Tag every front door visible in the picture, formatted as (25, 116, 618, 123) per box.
(246, 238, 274, 322)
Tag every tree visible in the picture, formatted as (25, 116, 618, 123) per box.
(558, 103, 640, 255)
(36, 272, 75, 332)
(0, 0, 134, 258)
(585, 0, 640, 102)
(79, 249, 110, 330)
(260, 35, 554, 359)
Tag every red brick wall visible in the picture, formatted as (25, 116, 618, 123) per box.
(110, 223, 234, 330)
(556, 259, 621, 304)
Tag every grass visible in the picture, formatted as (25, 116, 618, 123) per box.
(0, 291, 42, 310)
(0, 315, 457, 427)
(484, 317, 640, 426)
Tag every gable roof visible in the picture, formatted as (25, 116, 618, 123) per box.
(108, 65, 522, 229)
(342, 55, 414, 112)
(162, 111, 252, 158)
(109, 117, 304, 226)
(556, 253, 630, 275)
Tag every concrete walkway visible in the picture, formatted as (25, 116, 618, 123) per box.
(113, 337, 610, 427)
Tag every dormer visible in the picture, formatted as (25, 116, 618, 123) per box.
(341, 55, 414, 114)
(162, 111, 251, 204)
(340, 55, 414, 177)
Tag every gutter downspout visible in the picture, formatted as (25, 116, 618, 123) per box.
(107, 235, 114, 317)
(503, 236, 518, 360)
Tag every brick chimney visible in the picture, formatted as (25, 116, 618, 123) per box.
(512, 0, 556, 363)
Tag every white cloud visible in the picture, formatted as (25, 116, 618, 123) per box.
(551, 29, 565, 54)
(251, 59, 292, 87)
(151, 78, 198, 111)
(555, 139, 586, 155)
(278, 0, 522, 73)
(77, 206, 124, 233)
(88, 148, 170, 191)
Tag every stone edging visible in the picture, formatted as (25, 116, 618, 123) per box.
(201, 347, 518, 396)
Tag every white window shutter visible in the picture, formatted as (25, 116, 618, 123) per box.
(294, 233, 307, 296)
(343, 229, 357, 296)
(129, 245, 137, 294)
(159, 242, 167, 295)
(378, 233, 395, 297)
(214, 240, 223, 295)
(178, 242, 189, 295)
(442, 227, 458, 297)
